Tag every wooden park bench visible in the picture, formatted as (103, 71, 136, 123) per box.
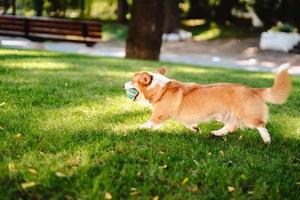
(0, 15, 101, 46)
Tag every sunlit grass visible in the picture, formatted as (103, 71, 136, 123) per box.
(0, 48, 299, 199)
(193, 25, 221, 41)
(183, 21, 261, 41)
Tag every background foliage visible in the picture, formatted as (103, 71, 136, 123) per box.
(0, 0, 299, 29)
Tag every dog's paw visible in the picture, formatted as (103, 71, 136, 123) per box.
(186, 124, 201, 133)
(262, 136, 271, 144)
(139, 122, 152, 129)
(211, 130, 227, 136)
(139, 121, 161, 130)
(191, 126, 201, 133)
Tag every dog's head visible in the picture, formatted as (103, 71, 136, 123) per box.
(124, 67, 169, 103)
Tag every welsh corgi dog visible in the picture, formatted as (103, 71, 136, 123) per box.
(124, 64, 292, 144)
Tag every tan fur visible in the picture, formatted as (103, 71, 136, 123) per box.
(127, 66, 292, 144)
(253, 69, 291, 104)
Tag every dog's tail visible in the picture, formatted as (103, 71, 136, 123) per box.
(254, 63, 292, 104)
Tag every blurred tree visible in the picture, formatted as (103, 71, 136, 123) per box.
(33, 0, 44, 16)
(12, 0, 16, 15)
(253, 0, 281, 26)
(164, 0, 180, 33)
(186, 0, 210, 19)
(214, 0, 238, 24)
(126, 0, 165, 60)
(252, 0, 300, 28)
(278, 0, 300, 29)
(2, 0, 16, 15)
(117, 0, 128, 24)
(80, 0, 84, 18)
(2, 0, 9, 14)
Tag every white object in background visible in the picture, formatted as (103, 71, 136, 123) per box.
(260, 31, 300, 52)
(162, 29, 192, 42)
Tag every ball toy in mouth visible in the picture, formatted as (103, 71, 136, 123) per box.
(126, 87, 139, 101)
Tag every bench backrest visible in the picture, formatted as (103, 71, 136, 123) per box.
(0, 15, 101, 42)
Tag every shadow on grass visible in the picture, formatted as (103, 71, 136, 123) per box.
(1, 125, 300, 199)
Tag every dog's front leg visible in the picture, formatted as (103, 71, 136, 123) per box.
(185, 123, 201, 133)
(139, 110, 168, 130)
(139, 120, 161, 129)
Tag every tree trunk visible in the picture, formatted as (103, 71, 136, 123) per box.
(126, 0, 165, 60)
(34, 0, 44, 16)
(164, 0, 180, 33)
(186, 0, 210, 19)
(80, 0, 85, 18)
(214, 0, 236, 24)
(3, 0, 9, 14)
(187, 0, 201, 19)
(12, 0, 16, 15)
(117, 0, 128, 24)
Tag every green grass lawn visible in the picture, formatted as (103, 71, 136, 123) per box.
(0, 48, 299, 199)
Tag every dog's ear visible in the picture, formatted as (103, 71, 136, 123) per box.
(156, 67, 167, 75)
(139, 72, 152, 85)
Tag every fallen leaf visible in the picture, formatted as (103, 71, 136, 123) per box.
(207, 152, 212, 156)
(8, 163, 15, 172)
(152, 196, 159, 200)
(191, 185, 199, 193)
(64, 195, 73, 200)
(159, 164, 167, 169)
(105, 192, 112, 200)
(15, 133, 22, 138)
(0, 126, 4, 130)
(21, 181, 36, 189)
(159, 151, 165, 154)
(0, 102, 6, 107)
(130, 191, 141, 196)
(181, 177, 189, 185)
(228, 186, 235, 192)
(238, 135, 243, 140)
(39, 151, 45, 156)
(55, 171, 67, 177)
(28, 168, 38, 175)
(219, 150, 224, 156)
(240, 174, 247, 180)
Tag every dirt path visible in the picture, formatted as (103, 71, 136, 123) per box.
(162, 38, 300, 68)
(1, 36, 299, 75)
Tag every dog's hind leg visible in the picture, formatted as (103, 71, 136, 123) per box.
(257, 127, 271, 144)
(212, 113, 237, 136)
(185, 123, 201, 133)
(211, 125, 230, 136)
(211, 123, 237, 136)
